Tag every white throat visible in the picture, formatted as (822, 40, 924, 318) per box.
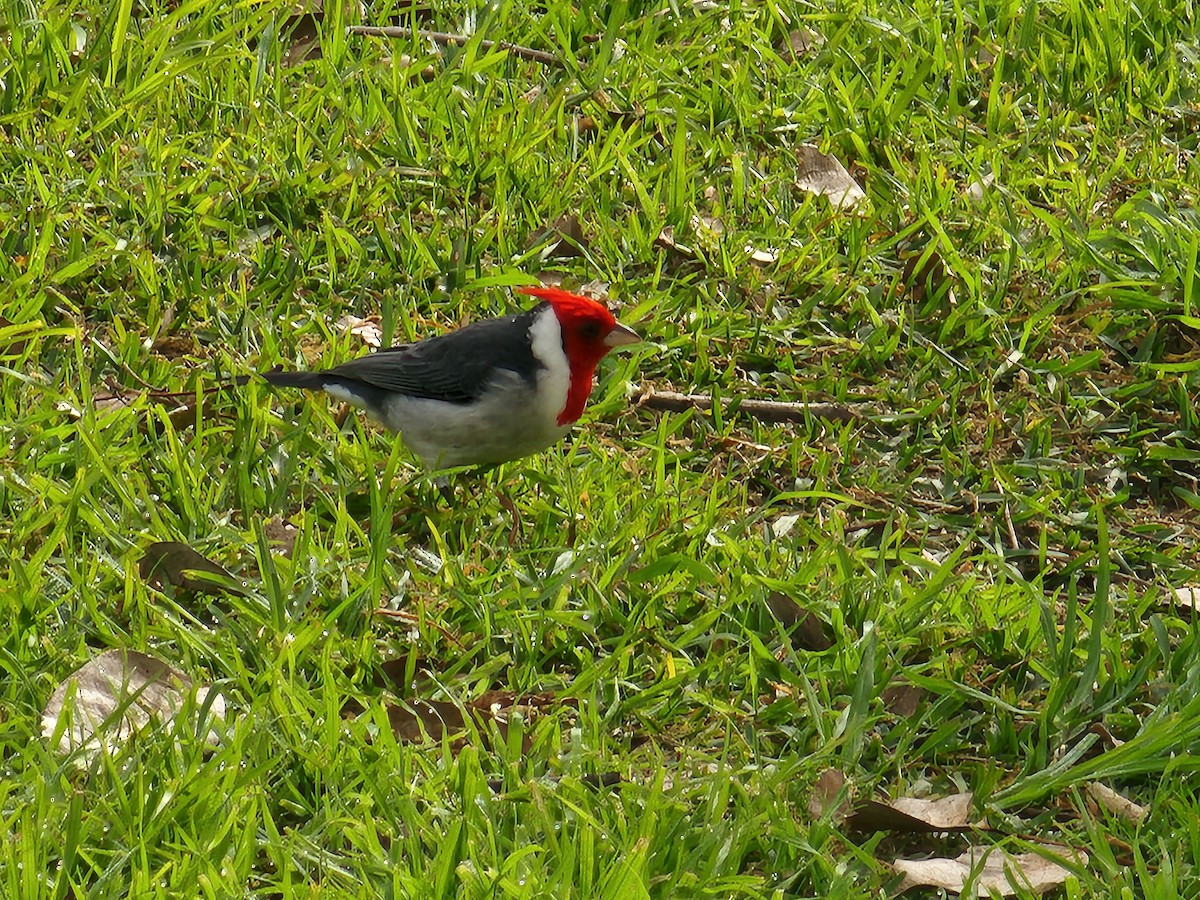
(528, 306, 571, 425)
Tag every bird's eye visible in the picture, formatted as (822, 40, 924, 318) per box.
(578, 321, 602, 340)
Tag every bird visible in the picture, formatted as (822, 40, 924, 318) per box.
(256, 285, 640, 469)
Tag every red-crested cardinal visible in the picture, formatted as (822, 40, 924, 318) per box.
(258, 286, 640, 468)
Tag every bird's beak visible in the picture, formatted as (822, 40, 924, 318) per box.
(605, 323, 640, 348)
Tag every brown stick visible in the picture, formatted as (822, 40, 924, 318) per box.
(634, 389, 866, 424)
(347, 25, 565, 68)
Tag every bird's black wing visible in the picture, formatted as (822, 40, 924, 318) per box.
(321, 306, 545, 404)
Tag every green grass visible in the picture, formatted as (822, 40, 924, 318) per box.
(3, 0, 1200, 895)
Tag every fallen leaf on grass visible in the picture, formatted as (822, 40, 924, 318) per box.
(525, 213, 588, 259)
(881, 680, 927, 717)
(150, 335, 195, 359)
(847, 792, 980, 834)
(892, 847, 1085, 896)
(796, 144, 866, 212)
(356, 690, 555, 753)
(1085, 782, 1146, 823)
(745, 245, 779, 266)
(777, 26, 824, 61)
(655, 225, 698, 260)
(807, 767, 850, 821)
(965, 171, 995, 205)
(273, 0, 367, 66)
(384, 698, 467, 742)
(60, 388, 205, 434)
(1171, 585, 1200, 610)
(691, 214, 725, 254)
(41, 649, 225, 756)
(335, 314, 383, 348)
(897, 248, 952, 306)
(139, 541, 246, 596)
(765, 591, 834, 651)
(262, 518, 299, 557)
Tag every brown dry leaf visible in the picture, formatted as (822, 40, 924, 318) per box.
(151, 335, 195, 359)
(374, 654, 424, 693)
(1171, 585, 1200, 610)
(796, 143, 866, 212)
(159, 398, 202, 433)
(891, 793, 976, 829)
(892, 848, 1085, 896)
(846, 792, 979, 834)
(746, 245, 779, 266)
(372, 691, 545, 753)
(281, 12, 321, 66)
(691, 213, 724, 241)
(778, 26, 824, 61)
(139, 541, 246, 596)
(765, 592, 834, 651)
(41, 649, 225, 756)
(385, 698, 466, 742)
(262, 518, 299, 557)
(1085, 782, 1147, 823)
(335, 314, 383, 348)
(525, 213, 588, 259)
(881, 680, 927, 717)
(807, 767, 849, 821)
(62, 389, 203, 434)
(898, 248, 951, 306)
(655, 225, 697, 259)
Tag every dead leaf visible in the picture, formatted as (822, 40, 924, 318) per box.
(281, 13, 321, 66)
(964, 171, 993, 205)
(891, 793, 976, 829)
(385, 698, 466, 742)
(151, 335, 195, 359)
(574, 278, 613, 303)
(655, 225, 697, 259)
(1085, 782, 1146, 823)
(1085, 721, 1124, 750)
(807, 767, 849, 821)
(846, 793, 980, 834)
(691, 213, 724, 242)
(524, 213, 588, 259)
(897, 248, 951, 306)
(262, 518, 299, 557)
(881, 680, 926, 717)
(746, 245, 779, 266)
(892, 847, 1085, 896)
(795, 143, 866, 212)
(364, 690, 544, 753)
(139, 541, 246, 596)
(335, 314, 383, 348)
(373, 654, 423, 693)
(41, 649, 225, 756)
(778, 26, 824, 61)
(61, 388, 204, 434)
(1171, 585, 1200, 610)
(765, 592, 834, 651)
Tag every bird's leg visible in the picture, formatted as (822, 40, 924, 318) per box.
(498, 492, 524, 545)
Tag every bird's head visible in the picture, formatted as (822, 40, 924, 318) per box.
(518, 285, 640, 425)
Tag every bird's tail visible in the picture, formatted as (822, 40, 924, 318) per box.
(259, 370, 331, 391)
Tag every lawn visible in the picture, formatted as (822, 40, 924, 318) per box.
(3, 0, 1200, 896)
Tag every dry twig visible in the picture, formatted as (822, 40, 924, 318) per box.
(348, 25, 564, 68)
(635, 389, 865, 425)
